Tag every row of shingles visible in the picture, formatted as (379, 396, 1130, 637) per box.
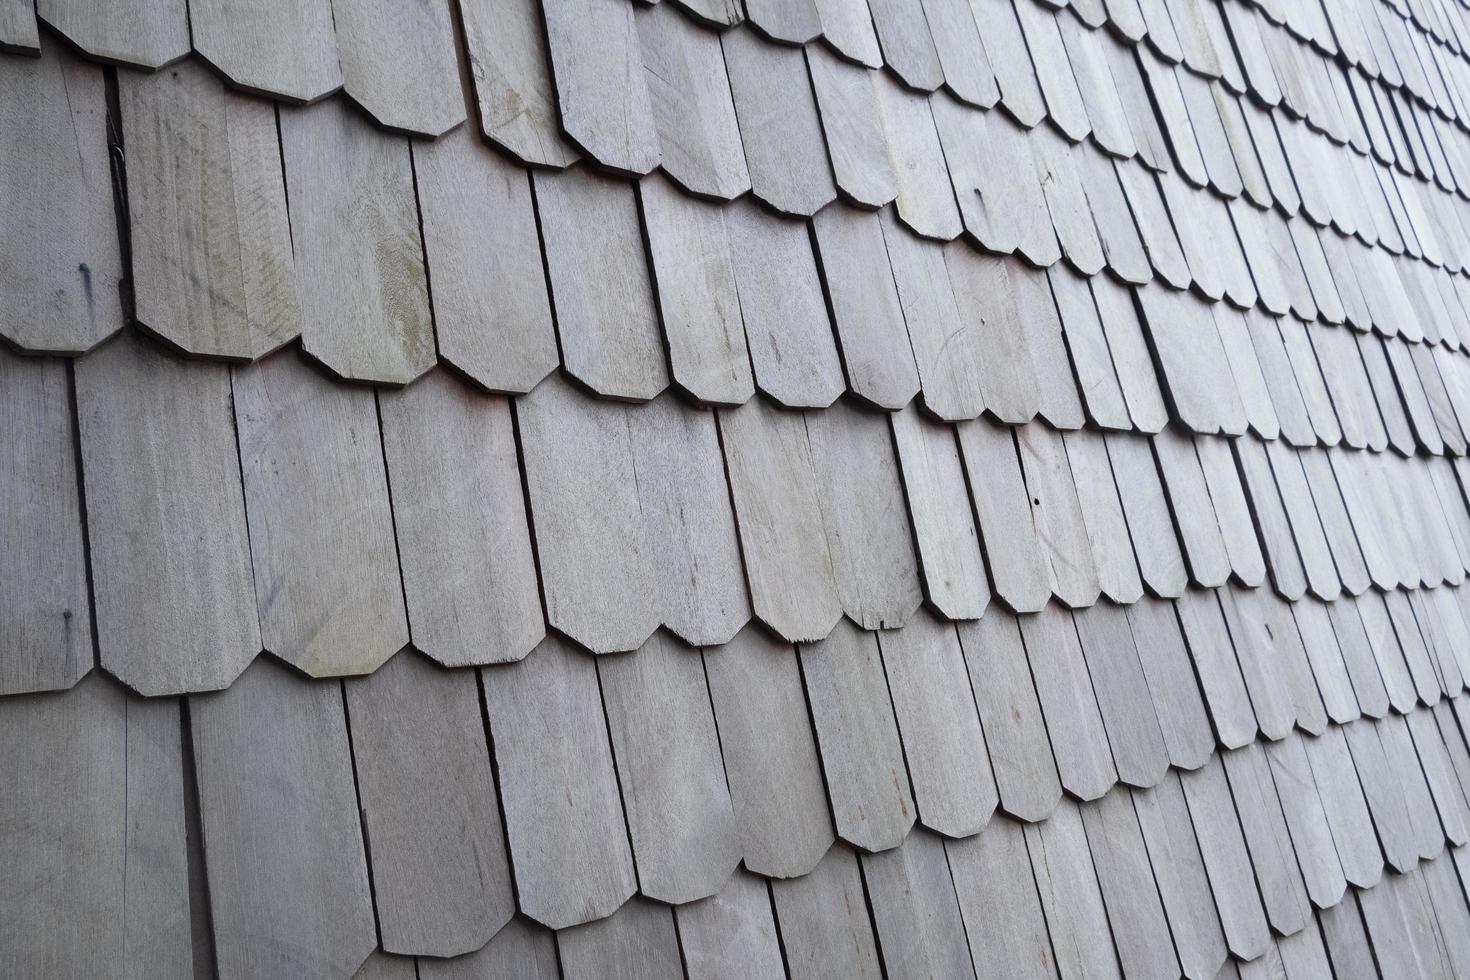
(11, 643, 1470, 980)
(8, 0, 466, 136)
(10, 23, 1470, 428)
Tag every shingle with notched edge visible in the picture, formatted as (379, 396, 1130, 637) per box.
(808, 45, 897, 210)
(723, 30, 835, 216)
(1212, 302, 1282, 441)
(804, 399, 923, 629)
(956, 612, 1063, 822)
(189, 0, 339, 102)
(1058, 18, 1134, 158)
(37, 0, 186, 67)
(743, 0, 819, 41)
(1174, 589, 1258, 749)
(1075, 140, 1152, 286)
(598, 632, 739, 905)
(0, 675, 190, 979)
(891, 406, 989, 619)
(640, 174, 753, 406)
(1081, 787, 1179, 980)
(1013, 0, 1090, 141)
(811, 206, 920, 411)
(1026, 798, 1123, 980)
(417, 920, 558, 979)
(799, 619, 915, 851)
(1134, 773, 1229, 980)
(1030, 127, 1106, 276)
(1343, 720, 1419, 875)
(1105, 431, 1188, 598)
(75, 336, 259, 695)
(0, 0, 36, 49)
(1266, 439, 1340, 600)
(0, 41, 120, 355)
(1127, 597, 1215, 770)
(1153, 429, 1231, 588)
(957, 420, 1050, 613)
(704, 626, 834, 878)
(1089, 274, 1168, 432)
(1325, 597, 1390, 719)
(724, 201, 845, 410)
(920, 0, 1000, 107)
(943, 248, 1043, 425)
(1383, 589, 1440, 704)
(1016, 423, 1101, 607)
(719, 400, 843, 641)
(1302, 725, 1384, 890)
(1310, 323, 1384, 451)
(1298, 446, 1371, 596)
(1243, 585, 1329, 734)
(120, 61, 300, 361)
(1063, 429, 1143, 603)
(1233, 436, 1308, 601)
(343, 652, 514, 957)
(1073, 603, 1170, 789)
(533, 168, 668, 402)
(1263, 733, 1348, 910)
(459, 0, 578, 166)
(1407, 708, 1470, 847)
(543, 0, 658, 175)
(863, 831, 976, 980)
(877, 84, 962, 240)
(814, 0, 882, 65)
(1242, 309, 1315, 447)
(1135, 283, 1247, 436)
(868, 0, 943, 90)
(1114, 162, 1192, 289)
(557, 899, 683, 980)
(1291, 598, 1358, 724)
(378, 373, 542, 667)
(1221, 743, 1311, 936)
(673, 871, 786, 980)
(879, 611, 997, 836)
(636, 4, 749, 200)
(771, 846, 881, 980)
(332, 0, 463, 135)
(1193, 434, 1266, 588)
(191, 659, 376, 980)
(1278, 317, 1343, 447)
(1378, 715, 1445, 862)
(1356, 592, 1418, 713)
(946, 817, 1059, 979)
(1048, 268, 1129, 433)
(413, 126, 558, 395)
(1179, 757, 1271, 960)
(0, 348, 91, 696)
(1019, 604, 1118, 801)
(280, 100, 434, 386)
(968, 0, 1047, 127)
(482, 637, 636, 929)
(233, 351, 408, 677)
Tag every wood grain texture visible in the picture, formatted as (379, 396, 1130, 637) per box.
(1022, 267, 1084, 428)
(1325, 597, 1391, 719)
(344, 652, 513, 956)
(640, 173, 753, 405)
(636, 3, 749, 199)
(0, 675, 190, 980)
(1016, 423, 1101, 607)
(770, 846, 882, 980)
(876, 84, 961, 240)
(0, 40, 121, 353)
(0, 0, 36, 50)
(1080, 787, 1179, 980)
(1031, 129, 1105, 276)
(1194, 434, 1267, 587)
(460, 0, 578, 166)
(558, 900, 682, 980)
(1319, 896, 1377, 980)
(76, 336, 260, 694)
(1014, 0, 1089, 141)
(803, 399, 923, 629)
(598, 632, 739, 903)
(234, 351, 407, 676)
(807, 44, 896, 210)
(1302, 726, 1384, 889)
(675, 871, 786, 980)
(1076, 129, 1152, 285)
(890, 405, 989, 619)
(332, 0, 462, 134)
(1114, 163, 1192, 289)
(1090, 273, 1168, 431)
(1342, 720, 1419, 874)
(1026, 798, 1124, 980)
(379, 377, 542, 667)
(190, 0, 340, 102)
(1280, 316, 1344, 447)
(1175, 589, 1259, 748)
(1377, 715, 1445, 861)
(482, 637, 636, 928)
(1064, 429, 1143, 604)
(1073, 603, 1170, 789)
(814, 0, 882, 65)
(947, 817, 1059, 979)
(718, 400, 842, 641)
(1179, 757, 1270, 960)
(862, 831, 977, 980)
(190, 660, 375, 980)
(0, 348, 92, 695)
(533, 168, 668, 400)
(1049, 266, 1130, 431)
(869, 0, 942, 89)
(543, 0, 658, 174)
(417, 919, 559, 980)
(1292, 598, 1361, 725)
(969, 0, 1046, 126)
(1126, 597, 1214, 769)
(1244, 309, 1316, 446)
(920, 0, 999, 106)
(704, 626, 834, 877)
(1234, 435, 1308, 600)
(1106, 431, 1188, 598)
(280, 100, 433, 384)
(811, 206, 920, 410)
(799, 619, 915, 851)
(724, 200, 844, 408)
(1299, 446, 1371, 596)
(413, 125, 558, 393)
(1266, 439, 1340, 600)
(1059, 19, 1134, 158)
(723, 29, 835, 216)
(1133, 773, 1229, 980)
(942, 247, 1043, 424)
(955, 612, 1062, 822)
(39, 0, 185, 66)
(958, 420, 1051, 612)
(879, 611, 997, 836)
(1135, 283, 1246, 435)
(1019, 605, 1118, 802)
(1225, 585, 1326, 736)
(1152, 429, 1231, 587)
(1221, 744, 1310, 936)
(121, 61, 300, 360)
(1311, 322, 1383, 451)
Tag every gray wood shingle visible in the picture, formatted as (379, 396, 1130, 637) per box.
(674, 871, 786, 980)
(947, 816, 1060, 979)
(1026, 798, 1124, 980)
(332, 0, 463, 135)
(1134, 773, 1230, 980)
(1073, 603, 1170, 789)
(771, 846, 882, 980)
(862, 831, 978, 980)
(460, 0, 578, 166)
(1081, 787, 1180, 980)
(190, 0, 340, 102)
(1019, 604, 1118, 801)
(557, 900, 683, 980)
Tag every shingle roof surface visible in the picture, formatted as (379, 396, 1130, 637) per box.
(6, 0, 1470, 975)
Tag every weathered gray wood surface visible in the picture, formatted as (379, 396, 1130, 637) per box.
(333, 0, 463, 135)
(39, 0, 186, 67)
(1026, 798, 1123, 980)
(1019, 605, 1118, 801)
(1081, 787, 1180, 980)
(770, 847, 882, 980)
(190, 0, 341, 102)
(947, 817, 1060, 979)
(1064, 429, 1145, 603)
(674, 871, 786, 980)
(862, 831, 977, 980)
(1134, 773, 1230, 980)
(558, 900, 683, 980)
(460, 0, 579, 166)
